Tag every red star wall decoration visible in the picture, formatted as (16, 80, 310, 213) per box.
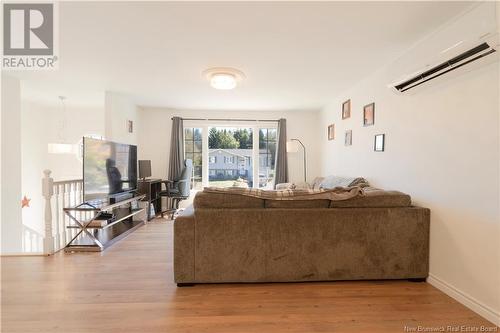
(21, 196, 31, 208)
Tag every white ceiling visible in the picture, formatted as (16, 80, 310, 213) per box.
(10, 1, 474, 110)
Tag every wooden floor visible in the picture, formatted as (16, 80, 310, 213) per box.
(1, 222, 496, 333)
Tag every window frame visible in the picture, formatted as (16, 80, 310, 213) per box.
(184, 120, 277, 188)
(258, 128, 277, 188)
(183, 127, 203, 190)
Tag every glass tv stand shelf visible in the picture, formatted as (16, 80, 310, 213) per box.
(63, 194, 146, 252)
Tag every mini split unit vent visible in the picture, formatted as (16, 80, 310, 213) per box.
(392, 42, 496, 93)
(389, 3, 499, 94)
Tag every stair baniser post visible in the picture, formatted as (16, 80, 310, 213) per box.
(42, 169, 54, 255)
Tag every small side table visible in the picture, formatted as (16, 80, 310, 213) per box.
(138, 178, 164, 221)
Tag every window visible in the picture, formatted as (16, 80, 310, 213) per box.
(259, 128, 277, 189)
(189, 123, 277, 188)
(184, 128, 203, 190)
(209, 127, 253, 187)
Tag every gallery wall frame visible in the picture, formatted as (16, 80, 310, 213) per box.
(342, 99, 351, 119)
(374, 133, 385, 152)
(363, 103, 375, 126)
(328, 124, 335, 140)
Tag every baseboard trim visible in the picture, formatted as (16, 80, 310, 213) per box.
(427, 273, 500, 326)
(0, 252, 48, 257)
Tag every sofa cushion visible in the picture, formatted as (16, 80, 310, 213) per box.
(193, 191, 264, 208)
(311, 177, 324, 190)
(275, 182, 314, 191)
(330, 189, 411, 208)
(265, 199, 331, 208)
(320, 175, 369, 189)
(275, 182, 295, 190)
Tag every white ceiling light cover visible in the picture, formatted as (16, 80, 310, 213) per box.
(203, 67, 245, 90)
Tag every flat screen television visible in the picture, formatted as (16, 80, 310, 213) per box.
(83, 137, 138, 202)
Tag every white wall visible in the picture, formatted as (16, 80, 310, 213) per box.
(0, 73, 1, 253)
(496, 4, 500, 321)
(1, 74, 23, 254)
(137, 108, 321, 184)
(105, 91, 138, 145)
(20, 101, 105, 234)
(319, 60, 499, 323)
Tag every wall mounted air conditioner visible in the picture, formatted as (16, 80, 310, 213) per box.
(389, 2, 499, 94)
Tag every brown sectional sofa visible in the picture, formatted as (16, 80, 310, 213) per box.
(174, 188, 430, 285)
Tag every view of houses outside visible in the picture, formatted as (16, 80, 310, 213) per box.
(209, 127, 254, 187)
(184, 127, 277, 189)
(208, 127, 277, 188)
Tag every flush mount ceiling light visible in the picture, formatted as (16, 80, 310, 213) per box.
(203, 67, 245, 90)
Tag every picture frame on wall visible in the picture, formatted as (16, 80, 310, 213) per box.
(363, 103, 375, 126)
(342, 99, 351, 119)
(328, 124, 335, 140)
(128, 120, 134, 133)
(345, 130, 352, 146)
(374, 134, 385, 152)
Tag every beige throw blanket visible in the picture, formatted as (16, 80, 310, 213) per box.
(203, 186, 364, 201)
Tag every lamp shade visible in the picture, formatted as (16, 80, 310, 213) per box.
(286, 140, 299, 153)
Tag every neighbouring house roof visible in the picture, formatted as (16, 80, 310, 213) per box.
(209, 149, 253, 158)
(208, 149, 270, 158)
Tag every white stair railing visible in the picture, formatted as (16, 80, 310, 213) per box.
(20, 171, 85, 254)
(41, 170, 84, 254)
(22, 225, 44, 253)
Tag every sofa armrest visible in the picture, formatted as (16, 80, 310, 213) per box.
(173, 205, 195, 283)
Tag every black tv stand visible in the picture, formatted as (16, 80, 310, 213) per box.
(64, 195, 146, 252)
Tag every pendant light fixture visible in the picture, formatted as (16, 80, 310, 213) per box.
(48, 96, 74, 154)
